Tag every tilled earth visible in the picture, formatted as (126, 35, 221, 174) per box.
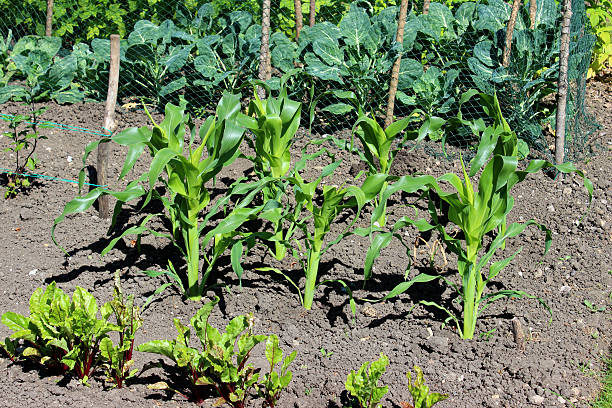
(0, 81, 610, 408)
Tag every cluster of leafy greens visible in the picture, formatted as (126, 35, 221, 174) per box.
(138, 296, 295, 407)
(0, 277, 142, 386)
(345, 354, 447, 408)
(0, 0, 594, 155)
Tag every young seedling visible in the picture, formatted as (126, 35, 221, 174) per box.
(401, 365, 448, 408)
(345, 353, 389, 408)
(257, 334, 297, 407)
(99, 270, 143, 388)
(138, 297, 295, 407)
(2, 104, 47, 198)
(584, 300, 606, 313)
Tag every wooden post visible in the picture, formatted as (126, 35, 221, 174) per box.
(309, 0, 316, 27)
(45, 0, 54, 36)
(502, 0, 522, 67)
(97, 34, 120, 218)
(258, 0, 272, 100)
(384, 0, 409, 128)
(294, 0, 304, 40)
(529, 0, 537, 29)
(555, 0, 572, 165)
(422, 0, 430, 15)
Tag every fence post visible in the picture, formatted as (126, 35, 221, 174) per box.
(309, 0, 316, 27)
(422, 0, 430, 14)
(529, 0, 537, 29)
(294, 0, 304, 40)
(502, 0, 522, 67)
(97, 34, 120, 218)
(384, 0, 409, 128)
(555, 0, 572, 165)
(45, 0, 54, 36)
(258, 0, 272, 100)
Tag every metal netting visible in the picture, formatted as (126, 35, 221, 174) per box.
(0, 0, 598, 161)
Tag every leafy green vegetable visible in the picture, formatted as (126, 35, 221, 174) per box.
(99, 270, 143, 388)
(0, 35, 83, 104)
(138, 297, 295, 407)
(345, 353, 389, 408)
(404, 366, 448, 408)
(1, 282, 119, 384)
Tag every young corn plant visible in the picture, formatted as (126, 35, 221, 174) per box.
(0, 282, 119, 384)
(367, 94, 592, 339)
(351, 112, 442, 227)
(138, 297, 295, 407)
(239, 85, 301, 260)
(345, 353, 389, 408)
(260, 151, 371, 311)
(52, 94, 247, 301)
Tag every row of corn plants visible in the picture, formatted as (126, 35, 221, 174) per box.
(51, 87, 591, 341)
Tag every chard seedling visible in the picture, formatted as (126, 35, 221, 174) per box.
(99, 270, 143, 388)
(345, 353, 389, 408)
(0, 282, 119, 384)
(257, 334, 297, 407)
(402, 365, 448, 408)
(138, 297, 295, 407)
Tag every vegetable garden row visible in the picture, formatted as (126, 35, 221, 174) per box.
(0, 0, 606, 406)
(0, 0, 595, 158)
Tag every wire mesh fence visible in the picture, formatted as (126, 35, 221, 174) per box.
(0, 0, 599, 161)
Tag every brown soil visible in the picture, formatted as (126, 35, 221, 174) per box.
(0, 81, 610, 408)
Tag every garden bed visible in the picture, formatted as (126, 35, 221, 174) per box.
(0, 80, 610, 408)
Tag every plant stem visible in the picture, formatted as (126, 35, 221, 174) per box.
(303, 247, 321, 310)
(185, 207, 201, 301)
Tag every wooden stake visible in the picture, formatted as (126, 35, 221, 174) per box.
(529, 0, 537, 29)
(45, 0, 54, 36)
(258, 0, 272, 100)
(502, 0, 522, 67)
(512, 317, 525, 351)
(555, 0, 572, 165)
(384, 0, 409, 128)
(294, 0, 304, 40)
(97, 34, 120, 219)
(422, 0, 430, 15)
(309, 0, 316, 27)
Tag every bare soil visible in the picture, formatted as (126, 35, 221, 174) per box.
(0, 81, 610, 408)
